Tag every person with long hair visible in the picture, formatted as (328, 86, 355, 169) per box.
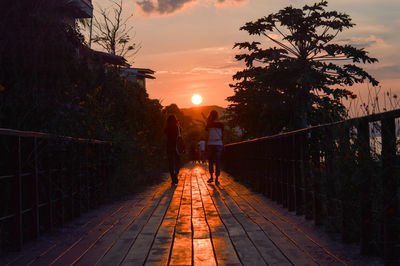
(164, 115, 181, 185)
(205, 110, 224, 184)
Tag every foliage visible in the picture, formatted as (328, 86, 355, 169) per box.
(346, 85, 400, 118)
(228, 0, 378, 138)
(0, 0, 84, 132)
(92, 0, 140, 59)
(0, 0, 165, 194)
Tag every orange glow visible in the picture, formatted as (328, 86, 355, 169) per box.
(192, 94, 203, 105)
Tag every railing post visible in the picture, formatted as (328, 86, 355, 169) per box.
(304, 132, 313, 220)
(266, 140, 272, 199)
(259, 141, 266, 193)
(311, 129, 323, 225)
(13, 136, 23, 250)
(338, 125, 352, 243)
(287, 135, 295, 212)
(282, 137, 288, 208)
(277, 137, 283, 205)
(358, 119, 372, 254)
(32, 137, 40, 238)
(47, 140, 53, 231)
(60, 139, 66, 227)
(85, 142, 90, 210)
(271, 139, 278, 202)
(77, 142, 82, 216)
(324, 127, 337, 231)
(381, 116, 399, 264)
(102, 144, 109, 198)
(68, 140, 75, 219)
(96, 143, 103, 204)
(294, 133, 305, 215)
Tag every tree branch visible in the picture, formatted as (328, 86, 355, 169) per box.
(263, 33, 300, 56)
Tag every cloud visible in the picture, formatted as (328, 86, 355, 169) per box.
(136, 0, 195, 15)
(214, 0, 248, 8)
(135, 0, 247, 16)
(369, 64, 400, 79)
(336, 35, 389, 49)
(155, 62, 241, 76)
(191, 66, 235, 75)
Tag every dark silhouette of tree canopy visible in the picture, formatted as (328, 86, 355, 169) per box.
(92, 0, 140, 59)
(0, 0, 167, 192)
(0, 0, 85, 131)
(227, 0, 378, 137)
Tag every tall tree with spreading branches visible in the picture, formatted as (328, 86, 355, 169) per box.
(227, 0, 378, 137)
(92, 0, 140, 59)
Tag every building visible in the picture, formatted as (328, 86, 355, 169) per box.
(120, 68, 156, 88)
(69, 0, 155, 89)
(62, 0, 93, 26)
(73, 0, 93, 18)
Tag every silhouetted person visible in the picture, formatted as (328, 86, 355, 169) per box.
(189, 142, 198, 163)
(164, 115, 181, 185)
(206, 110, 224, 184)
(198, 139, 206, 164)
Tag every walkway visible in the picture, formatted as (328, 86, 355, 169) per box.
(4, 164, 356, 265)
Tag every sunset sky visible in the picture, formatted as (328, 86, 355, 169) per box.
(93, 0, 400, 108)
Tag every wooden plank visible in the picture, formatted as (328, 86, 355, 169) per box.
(220, 173, 342, 265)
(121, 186, 175, 265)
(215, 182, 292, 265)
(145, 219, 176, 265)
(97, 201, 162, 265)
(74, 198, 148, 265)
(97, 182, 172, 266)
(246, 230, 291, 266)
(247, 194, 344, 265)
(193, 238, 217, 266)
(121, 234, 156, 265)
(169, 172, 193, 265)
(251, 215, 317, 265)
(191, 175, 216, 266)
(4, 164, 353, 266)
(76, 184, 173, 265)
(45, 201, 134, 266)
(169, 232, 192, 265)
(199, 174, 266, 265)
(51, 193, 162, 265)
(2, 199, 125, 266)
(210, 232, 241, 266)
(196, 173, 241, 265)
(146, 171, 188, 265)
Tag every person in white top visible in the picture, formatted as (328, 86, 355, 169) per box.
(198, 140, 206, 164)
(205, 110, 224, 184)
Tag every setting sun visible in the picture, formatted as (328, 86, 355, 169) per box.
(191, 94, 203, 105)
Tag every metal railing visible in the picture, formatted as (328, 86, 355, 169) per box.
(0, 129, 114, 251)
(223, 109, 400, 264)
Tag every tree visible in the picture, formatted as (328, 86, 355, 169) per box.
(227, 0, 378, 137)
(0, 0, 167, 195)
(92, 0, 140, 59)
(0, 0, 85, 131)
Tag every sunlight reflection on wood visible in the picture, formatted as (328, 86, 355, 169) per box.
(6, 164, 364, 265)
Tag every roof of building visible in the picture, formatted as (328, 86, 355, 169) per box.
(72, 0, 93, 18)
(121, 68, 156, 79)
(91, 50, 130, 67)
(79, 46, 130, 67)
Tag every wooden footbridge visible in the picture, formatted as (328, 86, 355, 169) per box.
(1, 109, 400, 265)
(3, 164, 362, 265)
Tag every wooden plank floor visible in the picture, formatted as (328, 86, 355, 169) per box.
(2, 164, 350, 266)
